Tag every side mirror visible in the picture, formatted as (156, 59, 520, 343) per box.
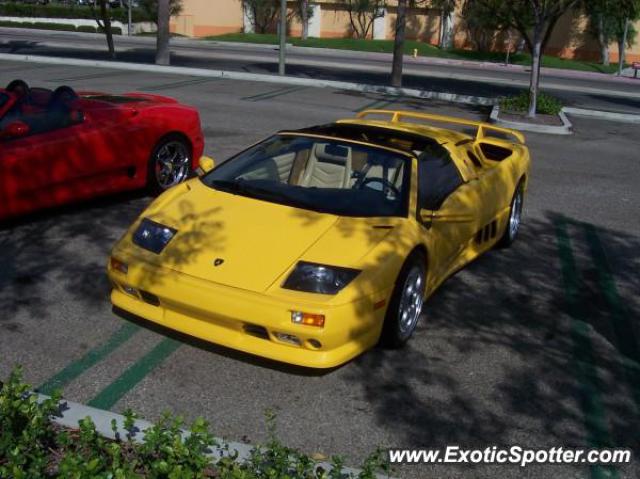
(1, 121, 30, 139)
(419, 208, 474, 224)
(196, 156, 215, 176)
(419, 209, 434, 223)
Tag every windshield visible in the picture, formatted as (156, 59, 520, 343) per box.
(201, 134, 412, 217)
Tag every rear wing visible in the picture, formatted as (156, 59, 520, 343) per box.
(355, 109, 526, 145)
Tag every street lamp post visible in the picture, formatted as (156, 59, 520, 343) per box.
(279, 0, 286, 75)
(618, 18, 630, 76)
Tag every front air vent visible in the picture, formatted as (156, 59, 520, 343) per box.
(243, 323, 270, 340)
(139, 290, 160, 306)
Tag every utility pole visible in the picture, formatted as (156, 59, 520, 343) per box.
(618, 18, 630, 76)
(279, 0, 286, 75)
(127, 0, 132, 36)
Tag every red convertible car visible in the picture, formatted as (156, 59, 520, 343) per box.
(0, 80, 204, 220)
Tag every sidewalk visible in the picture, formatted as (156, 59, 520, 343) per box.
(3, 26, 638, 86)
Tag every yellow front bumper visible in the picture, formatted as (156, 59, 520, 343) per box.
(108, 260, 390, 369)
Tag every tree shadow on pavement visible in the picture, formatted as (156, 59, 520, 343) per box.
(341, 212, 638, 476)
(0, 190, 151, 324)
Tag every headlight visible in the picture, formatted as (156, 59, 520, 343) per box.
(132, 218, 177, 254)
(282, 261, 360, 295)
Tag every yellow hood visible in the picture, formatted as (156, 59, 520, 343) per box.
(142, 180, 341, 293)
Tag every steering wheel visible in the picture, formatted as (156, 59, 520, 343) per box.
(358, 177, 401, 198)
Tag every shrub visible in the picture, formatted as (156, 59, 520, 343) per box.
(0, 3, 152, 23)
(32, 21, 76, 31)
(76, 24, 97, 33)
(500, 91, 563, 115)
(0, 367, 391, 478)
(0, 20, 77, 31)
(0, 20, 32, 27)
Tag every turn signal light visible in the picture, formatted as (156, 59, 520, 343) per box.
(291, 311, 325, 328)
(110, 257, 128, 274)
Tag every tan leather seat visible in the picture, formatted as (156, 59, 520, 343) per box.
(355, 163, 404, 190)
(300, 143, 352, 189)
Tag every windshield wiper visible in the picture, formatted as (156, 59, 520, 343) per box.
(208, 179, 244, 193)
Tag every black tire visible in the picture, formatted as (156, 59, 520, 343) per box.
(496, 179, 525, 249)
(147, 134, 192, 194)
(379, 251, 427, 349)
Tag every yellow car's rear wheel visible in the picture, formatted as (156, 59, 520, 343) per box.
(497, 179, 524, 248)
(380, 251, 426, 348)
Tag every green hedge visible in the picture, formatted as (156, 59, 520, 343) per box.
(0, 2, 152, 23)
(0, 20, 122, 34)
(0, 20, 75, 31)
(0, 367, 390, 478)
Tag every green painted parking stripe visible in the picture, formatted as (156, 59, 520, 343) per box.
(143, 77, 219, 92)
(555, 217, 618, 479)
(583, 223, 640, 409)
(38, 321, 140, 395)
(242, 85, 307, 102)
(87, 337, 180, 410)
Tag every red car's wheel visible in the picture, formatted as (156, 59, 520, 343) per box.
(148, 135, 192, 193)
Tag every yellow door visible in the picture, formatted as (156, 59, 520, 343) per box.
(415, 146, 484, 289)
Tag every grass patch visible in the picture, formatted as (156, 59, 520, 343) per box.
(205, 33, 622, 74)
(135, 32, 187, 38)
(501, 91, 563, 115)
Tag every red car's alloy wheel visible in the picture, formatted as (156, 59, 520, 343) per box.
(153, 139, 191, 190)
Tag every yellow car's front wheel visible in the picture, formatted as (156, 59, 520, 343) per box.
(380, 251, 426, 348)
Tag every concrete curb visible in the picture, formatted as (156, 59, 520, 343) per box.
(563, 106, 640, 124)
(0, 52, 496, 106)
(37, 393, 395, 478)
(489, 105, 573, 135)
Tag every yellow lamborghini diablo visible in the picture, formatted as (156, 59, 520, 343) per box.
(107, 110, 531, 368)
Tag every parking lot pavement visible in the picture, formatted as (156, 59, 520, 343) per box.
(1, 61, 639, 478)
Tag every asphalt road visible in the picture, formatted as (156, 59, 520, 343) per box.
(0, 60, 639, 478)
(2, 27, 640, 114)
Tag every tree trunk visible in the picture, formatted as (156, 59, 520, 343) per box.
(597, 14, 610, 66)
(99, 0, 115, 59)
(391, 0, 407, 87)
(527, 31, 543, 118)
(439, 10, 454, 49)
(301, 0, 308, 40)
(156, 0, 170, 65)
(617, 38, 625, 75)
